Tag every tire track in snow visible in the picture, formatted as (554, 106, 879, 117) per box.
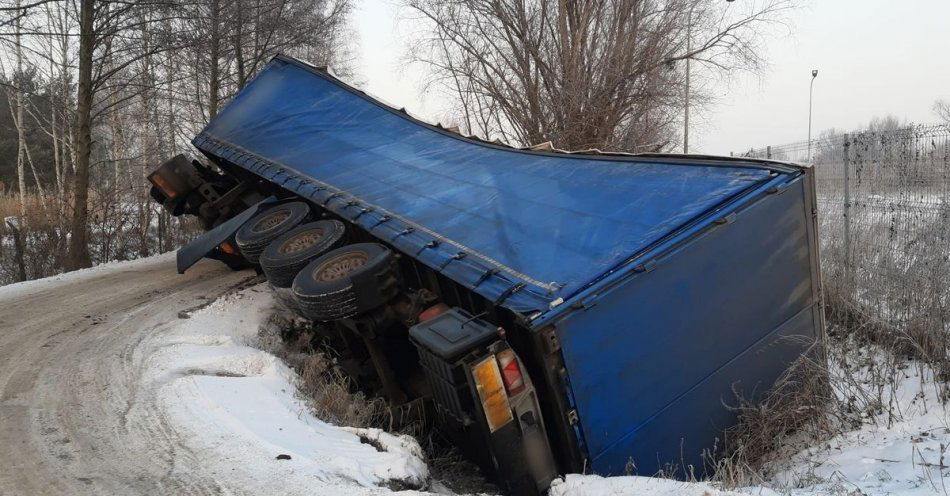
(0, 256, 250, 495)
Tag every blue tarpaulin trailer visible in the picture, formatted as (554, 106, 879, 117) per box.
(156, 54, 824, 492)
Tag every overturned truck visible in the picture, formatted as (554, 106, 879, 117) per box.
(149, 55, 825, 494)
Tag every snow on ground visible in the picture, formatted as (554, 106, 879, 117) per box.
(553, 361, 950, 496)
(145, 283, 434, 494)
(769, 362, 950, 496)
(0, 251, 176, 298)
(549, 474, 745, 495)
(143, 280, 948, 496)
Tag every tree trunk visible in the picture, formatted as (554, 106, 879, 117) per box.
(68, 0, 95, 270)
(60, 5, 74, 178)
(15, 0, 27, 222)
(234, 0, 247, 90)
(208, 0, 221, 119)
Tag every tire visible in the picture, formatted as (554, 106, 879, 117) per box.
(292, 243, 399, 321)
(259, 220, 346, 288)
(235, 201, 310, 264)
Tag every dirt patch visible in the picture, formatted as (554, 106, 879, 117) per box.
(358, 434, 387, 452)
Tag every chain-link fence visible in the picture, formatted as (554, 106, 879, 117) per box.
(736, 124, 950, 343)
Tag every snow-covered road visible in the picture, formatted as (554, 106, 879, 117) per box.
(0, 255, 253, 495)
(0, 255, 431, 496)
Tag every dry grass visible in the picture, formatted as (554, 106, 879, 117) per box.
(0, 193, 64, 231)
(709, 276, 950, 489)
(707, 339, 837, 488)
(256, 310, 390, 429)
(0, 191, 199, 286)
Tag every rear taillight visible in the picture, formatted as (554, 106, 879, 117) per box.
(496, 349, 526, 396)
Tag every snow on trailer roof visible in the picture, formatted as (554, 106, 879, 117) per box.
(194, 54, 798, 318)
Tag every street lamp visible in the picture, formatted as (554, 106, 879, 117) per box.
(807, 69, 818, 161)
(683, 0, 734, 154)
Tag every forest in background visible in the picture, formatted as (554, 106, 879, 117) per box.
(0, 0, 353, 283)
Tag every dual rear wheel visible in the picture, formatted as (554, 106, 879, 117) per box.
(236, 202, 398, 321)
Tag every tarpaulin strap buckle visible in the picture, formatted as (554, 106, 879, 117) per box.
(439, 251, 466, 269)
(353, 207, 374, 220)
(392, 227, 414, 239)
(633, 259, 657, 273)
(417, 239, 440, 256)
(766, 183, 789, 194)
(346, 200, 360, 208)
(369, 215, 392, 230)
(323, 192, 343, 206)
(473, 268, 500, 288)
(494, 282, 526, 306)
(714, 213, 737, 225)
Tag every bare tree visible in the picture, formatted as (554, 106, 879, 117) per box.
(0, 0, 355, 283)
(406, 0, 792, 152)
(934, 99, 950, 123)
(178, 0, 353, 125)
(67, 0, 189, 269)
(13, 0, 25, 219)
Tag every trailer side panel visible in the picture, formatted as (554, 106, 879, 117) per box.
(552, 175, 821, 475)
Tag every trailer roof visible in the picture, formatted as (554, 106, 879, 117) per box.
(195, 55, 796, 317)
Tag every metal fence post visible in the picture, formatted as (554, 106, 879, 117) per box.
(766, 146, 772, 159)
(842, 134, 852, 290)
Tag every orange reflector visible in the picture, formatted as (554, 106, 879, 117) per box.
(219, 241, 238, 255)
(149, 173, 178, 200)
(472, 355, 513, 432)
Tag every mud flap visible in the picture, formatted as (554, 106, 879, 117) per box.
(176, 196, 278, 273)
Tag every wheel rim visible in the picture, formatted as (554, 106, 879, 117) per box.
(253, 210, 290, 232)
(280, 228, 324, 255)
(313, 251, 369, 282)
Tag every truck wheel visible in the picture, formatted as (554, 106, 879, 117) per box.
(292, 243, 399, 321)
(259, 220, 346, 288)
(235, 201, 310, 264)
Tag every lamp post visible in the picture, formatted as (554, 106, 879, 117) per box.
(683, 5, 692, 154)
(807, 69, 818, 161)
(684, 0, 734, 154)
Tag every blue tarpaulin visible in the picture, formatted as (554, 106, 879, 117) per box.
(194, 55, 781, 317)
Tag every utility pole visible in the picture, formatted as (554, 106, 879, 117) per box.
(684, 5, 692, 154)
(807, 69, 818, 161)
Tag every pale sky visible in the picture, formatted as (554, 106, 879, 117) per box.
(353, 0, 950, 155)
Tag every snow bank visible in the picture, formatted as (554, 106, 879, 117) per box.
(147, 284, 432, 494)
(0, 251, 176, 298)
(553, 358, 950, 496)
(550, 474, 746, 495)
(771, 362, 950, 495)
